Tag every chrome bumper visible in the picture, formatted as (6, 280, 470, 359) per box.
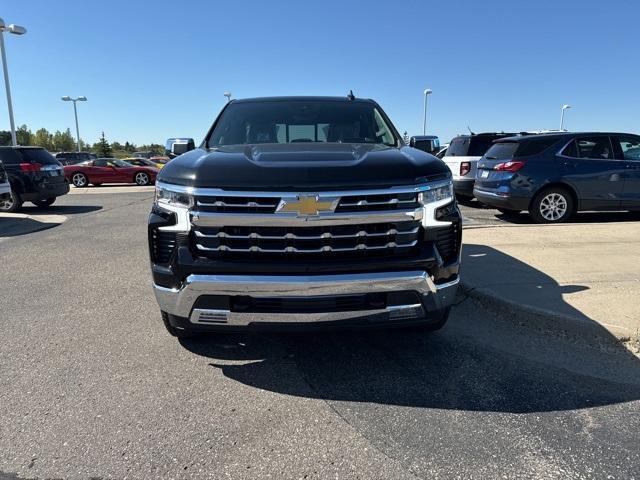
(153, 271, 459, 327)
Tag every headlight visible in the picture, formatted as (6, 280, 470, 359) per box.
(155, 184, 193, 208)
(418, 181, 453, 204)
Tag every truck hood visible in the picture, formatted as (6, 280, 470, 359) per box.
(158, 143, 450, 190)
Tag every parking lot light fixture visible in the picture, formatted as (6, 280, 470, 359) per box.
(423, 88, 432, 135)
(62, 96, 88, 152)
(224, 91, 232, 103)
(560, 104, 571, 131)
(0, 18, 27, 146)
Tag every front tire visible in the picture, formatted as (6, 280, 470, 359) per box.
(32, 197, 56, 208)
(0, 189, 22, 213)
(529, 187, 575, 223)
(135, 172, 150, 186)
(71, 172, 88, 187)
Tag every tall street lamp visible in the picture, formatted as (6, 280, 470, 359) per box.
(422, 88, 432, 135)
(224, 91, 232, 103)
(560, 104, 571, 131)
(0, 18, 27, 146)
(61, 96, 87, 152)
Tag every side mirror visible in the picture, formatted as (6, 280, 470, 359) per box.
(165, 138, 195, 158)
(409, 137, 416, 148)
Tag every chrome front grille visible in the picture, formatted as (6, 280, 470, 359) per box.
(192, 221, 421, 257)
(193, 191, 420, 214)
(336, 192, 419, 212)
(195, 195, 279, 213)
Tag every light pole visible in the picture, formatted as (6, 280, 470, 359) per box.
(560, 104, 571, 131)
(223, 91, 232, 103)
(0, 18, 27, 146)
(61, 96, 87, 152)
(422, 88, 432, 135)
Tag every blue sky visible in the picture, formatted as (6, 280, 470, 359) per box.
(2, 0, 638, 146)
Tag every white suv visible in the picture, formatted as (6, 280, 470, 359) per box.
(442, 132, 517, 198)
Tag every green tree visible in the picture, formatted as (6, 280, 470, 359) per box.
(0, 131, 11, 146)
(123, 141, 136, 153)
(93, 132, 112, 158)
(16, 125, 32, 146)
(138, 143, 165, 155)
(33, 128, 54, 150)
(52, 129, 76, 151)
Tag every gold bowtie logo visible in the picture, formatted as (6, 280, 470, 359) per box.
(276, 195, 338, 216)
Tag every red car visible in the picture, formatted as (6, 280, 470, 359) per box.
(64, 158, 158, 187)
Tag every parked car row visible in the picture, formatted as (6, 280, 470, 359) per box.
(64, 158, 158, 187)
(0, 146, 169, 212)
(432, 131, 640, 223)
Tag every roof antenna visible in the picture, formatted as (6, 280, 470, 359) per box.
(347, 90, 355, 101)
(467, 126, 475, 135)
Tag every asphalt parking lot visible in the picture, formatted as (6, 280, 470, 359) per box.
(1, 189, 640, 479)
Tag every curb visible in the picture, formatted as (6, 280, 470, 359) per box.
(459, 281, 636, 351)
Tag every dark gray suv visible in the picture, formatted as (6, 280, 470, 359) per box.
(0, 147, 70, 212)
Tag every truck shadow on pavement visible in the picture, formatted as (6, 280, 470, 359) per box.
(176, 245, 640, 413)
(179, 245, 640, 414)
(180, 327, 640, 414)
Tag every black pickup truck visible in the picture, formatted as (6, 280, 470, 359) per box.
(148, 96, 461, 338)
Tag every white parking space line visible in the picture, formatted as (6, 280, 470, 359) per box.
(69, 185, 155, 194)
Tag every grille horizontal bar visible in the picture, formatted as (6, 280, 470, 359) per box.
(193, 192, 420, 214)
(194, 226, 419, 240)
(339, 198, 417, 207)
(195, 240, 418, 254)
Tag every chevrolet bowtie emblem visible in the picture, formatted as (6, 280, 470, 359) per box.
(276, 195, 339, 216)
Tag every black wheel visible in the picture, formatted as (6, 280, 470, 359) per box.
(161, 311, 197, 338)
(0, 189, 22, 213)
(71, 172, 88, 187)
(406, 307, 451, 332)
(32, 197, 56, 208)
(529, 187, 575, 224)
(135, 172, 150, 186)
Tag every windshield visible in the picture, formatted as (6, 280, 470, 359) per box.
(207, 100, 398, 147)
(113, 159, 133, 167)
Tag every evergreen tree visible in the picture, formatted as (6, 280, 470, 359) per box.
(94, 132, 113, 157)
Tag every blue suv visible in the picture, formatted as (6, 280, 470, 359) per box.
(474, 132, 640, 223)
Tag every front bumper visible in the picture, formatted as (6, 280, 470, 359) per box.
(154, 271, 458, 328)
